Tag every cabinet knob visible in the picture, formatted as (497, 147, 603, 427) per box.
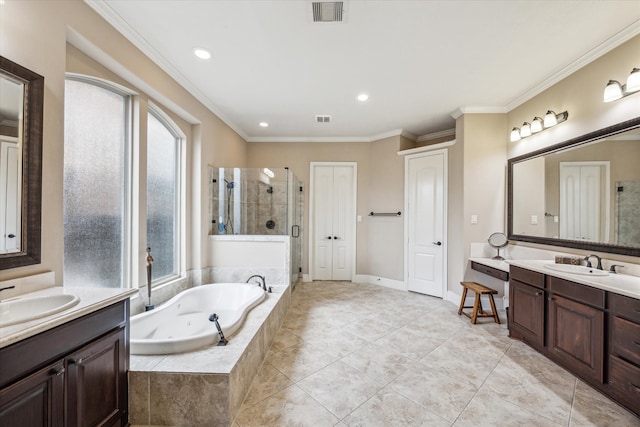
(535, 292, 542, 297)
(68, 358, 83, 365)
(50, 367, 65, 376)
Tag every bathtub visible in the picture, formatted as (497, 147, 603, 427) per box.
(130, 283, 266, 355)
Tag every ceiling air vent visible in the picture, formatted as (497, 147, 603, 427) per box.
(315, 115, 332, 123)
(312, 2, 344, 22)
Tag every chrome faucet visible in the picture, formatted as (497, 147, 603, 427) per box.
(584, 254, 603, 270)
(246, 274, 267, 291)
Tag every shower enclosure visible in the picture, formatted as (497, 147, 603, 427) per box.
(209, 167, 303, 283)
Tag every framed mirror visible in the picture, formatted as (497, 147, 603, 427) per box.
(508, 116, 640, 257)
(0, 56, 44, 269)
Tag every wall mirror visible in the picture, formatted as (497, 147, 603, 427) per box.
(0, 56, 43, 269)
(508, 116, 640, 257)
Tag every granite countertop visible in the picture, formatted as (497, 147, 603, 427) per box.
(506, 259, 640, 300)
(0, 286, 137, 348)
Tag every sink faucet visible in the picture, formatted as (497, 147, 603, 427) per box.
(246, 275, 267, 291)
(584, 254, 603, 270)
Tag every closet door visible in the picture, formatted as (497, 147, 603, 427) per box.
(311, 163, 355, 281)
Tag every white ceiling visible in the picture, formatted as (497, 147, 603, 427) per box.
(88, 1, 640, 142)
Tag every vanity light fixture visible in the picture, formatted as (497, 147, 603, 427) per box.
(530, 117, 544, 133)
(510, 110, 569, 142)
(603, 67, 640, 102)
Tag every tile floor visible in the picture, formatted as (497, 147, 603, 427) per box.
(234, 281, 639, 427)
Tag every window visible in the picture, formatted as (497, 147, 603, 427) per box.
(146, 107, 181, 282)
(63, 78, 130, 288)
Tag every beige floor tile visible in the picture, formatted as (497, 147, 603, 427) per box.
(343, 316, 398, 342)
(234, 384, 340, 427)
(241, 363, 293, 408)
(375, 326, 444, 360)
(389, 360, 479, 422)
(569, 380, 640, 426)
(342, 388, 450, 426)
(267, 342, 338, 382)
(341, 341, 414, 385)
(303, 329, 370, 358)
(297, 360, 382, 419)
(453, 388, 564, 427)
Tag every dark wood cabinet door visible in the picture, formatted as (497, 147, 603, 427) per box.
(66, 327, 126, 427)
(0, 360, 65, 427)
(548, 295, 604, 383)
(509, 280, 545, 348)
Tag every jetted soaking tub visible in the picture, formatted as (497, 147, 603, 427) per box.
(130, 283, 266, 355)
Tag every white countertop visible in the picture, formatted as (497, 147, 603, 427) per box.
(0, 286, 136, 348)
(506, 259, 640, 300)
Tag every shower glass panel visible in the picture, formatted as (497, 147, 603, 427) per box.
(209, 167, 304, 285)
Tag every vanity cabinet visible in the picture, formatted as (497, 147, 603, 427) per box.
(547, 277, 605, 383)
(0, 300, 129, 426)
(509, 266, 639, 417)
(608, 293, 640, 414)
(508, 266, 545, 349)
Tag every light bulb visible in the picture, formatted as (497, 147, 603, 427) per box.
(510, 127, 521, 142)
(544, 110, 557, 128)
(626, 68, 640, 93)
(520, 122, 532, 138)
(603, 80, 623, 102)
(531, 117, 543, 133)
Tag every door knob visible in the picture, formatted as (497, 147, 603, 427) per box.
(333, 236, 340, 240)
(7, 234, 15, 238)
(326, 236, 333, 239)
(432, 241, 442, 246)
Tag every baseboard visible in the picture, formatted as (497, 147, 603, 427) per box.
(446, 290, 505, 310)
(354, 275, 406, 291)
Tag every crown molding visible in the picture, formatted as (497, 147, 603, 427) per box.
(416, 128, 455, 143)
(85, 0, 249, 140)
(451, 106, 508, 119)
(505, 19, 640, 111)
(247, 136, 372, 143)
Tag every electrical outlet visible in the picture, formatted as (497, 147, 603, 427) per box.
(471, 215, 478, 224)
(531, 215, 538, 225)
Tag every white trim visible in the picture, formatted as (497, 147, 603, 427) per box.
(355, 274, 406, 291)
(451, 106, 507, 119)
(308, 162, 358, 282)
(416, 128, 455, 143)
(505, 20, 640, 111)
(397, 139, 456, 156)
(247, 128, 418, 143)
(404, 149, 448, 299)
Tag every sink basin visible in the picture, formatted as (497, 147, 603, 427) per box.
(0, 294, 80, 327)
(544, 263, 609, 277)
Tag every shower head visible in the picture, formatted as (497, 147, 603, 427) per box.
(224, 179, 235, 189)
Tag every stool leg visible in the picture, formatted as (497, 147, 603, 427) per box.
(478, 296, 484, 315)
(458, 287, 468, 316)
(471, 293, 480, 324)
(488, 294, 501, 324)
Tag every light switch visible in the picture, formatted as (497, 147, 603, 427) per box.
(554, 215, 559, 223)
(357, 215, 362, 223)
(471, 215, 478, 224)
(531, 215, 538, 225)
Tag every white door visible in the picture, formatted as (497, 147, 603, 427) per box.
(560, 162, 609, 241)
(311, 163, 355, 281)
(406, 151, 446, 297)
(1, 139, 21, 253)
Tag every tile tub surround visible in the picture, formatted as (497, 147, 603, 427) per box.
(233, 281, 639, 426)
(129, 283, 291, 426)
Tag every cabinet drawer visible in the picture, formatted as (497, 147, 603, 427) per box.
(609, 355, 640, 414)
(609, 293, 640, 323)
(611, 316, 640, 367)
(548, 276, 604, 309)
(471, 261, 509, 281)
(510, 266, 544, 288)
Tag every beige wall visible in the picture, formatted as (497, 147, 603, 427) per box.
(0, 0, 247, 284)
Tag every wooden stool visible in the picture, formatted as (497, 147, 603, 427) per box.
(458, 281, 500, 324)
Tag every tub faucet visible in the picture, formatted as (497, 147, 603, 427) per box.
(246, 274, 267, 292)
(584, 254, 603, 270)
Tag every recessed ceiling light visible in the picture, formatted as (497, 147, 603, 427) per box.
(259, 122, 269, 127)
(193, 48, 211, 60)
(356, 93, 369, 102)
